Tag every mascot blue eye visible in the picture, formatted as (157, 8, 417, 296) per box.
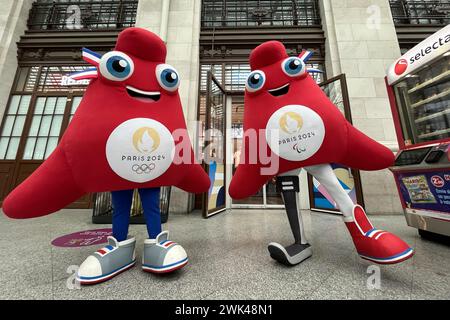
(107, 56, 131, 78)
(282, 57, 304, 77)
(99, 51, 134, 81)
(246, 71, 265, 92)
(156, 64, 180, 92)
(160, 69, 179, 88)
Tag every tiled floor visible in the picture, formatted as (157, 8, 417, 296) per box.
(0, 208, 449, 300)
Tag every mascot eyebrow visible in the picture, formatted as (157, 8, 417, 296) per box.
(299, 50, 323, 74)
(68, 48, 102, 80)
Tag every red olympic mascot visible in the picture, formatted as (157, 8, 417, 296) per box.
(3, 28, 210, 283)
(229, 41, 413, 266)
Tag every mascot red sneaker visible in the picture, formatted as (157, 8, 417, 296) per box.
(229, 41, 413, 266)
(2, 28, 210, 283)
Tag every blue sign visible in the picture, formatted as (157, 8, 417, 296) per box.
(397, 170, 450, 213)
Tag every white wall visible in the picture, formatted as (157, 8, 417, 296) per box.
(0, 0, 33, 122)
(320, 0, 403, 214)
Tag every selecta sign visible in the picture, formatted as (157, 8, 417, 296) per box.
(387, 24, 450, 85)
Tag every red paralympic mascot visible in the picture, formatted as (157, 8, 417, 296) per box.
(2, 28, 210, 283)
(229, 41, 414, 265)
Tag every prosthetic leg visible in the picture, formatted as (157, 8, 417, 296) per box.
(268, 173, 312, 266)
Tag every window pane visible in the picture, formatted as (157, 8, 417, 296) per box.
(23, 137, 36, 160)
(70, 96, 83, 122)
(0, 137, 9, 159)
(22, 95, 70, 160)
(71, 96, 82, 114)
(18, 95, 31, 114)
(44, 97, 57, 114)
(5, 137, 20, 160)
(15, 67, 29, 92)
(8, 96, 21, 114)
(12, 115, 26, 136)
(50, 115, 63, 136)
(28, 115, 42, 136)
(1, 116, 15, 136)
(38, 115, 52, 136)
(33, 138, 47, 160)
(45, 137, 58, 159)
(24, 67, 39, 92)
(55, 97, 67, 114)
(34, 97, 46, 114)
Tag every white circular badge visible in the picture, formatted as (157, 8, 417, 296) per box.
(106, 118, 175, 183)
(265, 105, 325, 161)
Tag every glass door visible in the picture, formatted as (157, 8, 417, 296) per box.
(308, 74, 364, 213)
(202, 72, 227, 217)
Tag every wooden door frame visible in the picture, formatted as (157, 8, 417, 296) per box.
(307, 74, 365, 212)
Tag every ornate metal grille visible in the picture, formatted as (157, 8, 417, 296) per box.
(390, 0, 450, 25)
(28, 0, 138, 31)
(201, 0, 321, 27)
(200, 62, 324, 93)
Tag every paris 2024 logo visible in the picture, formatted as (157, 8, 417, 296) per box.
(106, 118, 175, 183)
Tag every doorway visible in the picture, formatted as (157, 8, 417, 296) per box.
(201, 71, 228, 218)
(230, 100, 284, 209)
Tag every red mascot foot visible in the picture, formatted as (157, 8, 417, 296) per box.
(344, 205, 414, 264)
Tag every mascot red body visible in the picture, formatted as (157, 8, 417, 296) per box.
(229, 41, 394, 199)
(229, 41, 413, 265)
(3, 28, 209, 219)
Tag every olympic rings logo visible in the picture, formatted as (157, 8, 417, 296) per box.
(131, 163, 156, 174)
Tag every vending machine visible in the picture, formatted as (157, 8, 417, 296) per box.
(386, 25, 450, 237)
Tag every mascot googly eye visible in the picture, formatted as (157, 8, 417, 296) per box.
(155, 64, 180, 92)
(99, 51, 134, 81)
(245, 70, 266, 93)
(281, 57, 306, 77)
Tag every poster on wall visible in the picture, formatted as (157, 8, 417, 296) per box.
(208, 161, 225, 211)
(397, 170, 450, 214)
(312, 163, 358, 212)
